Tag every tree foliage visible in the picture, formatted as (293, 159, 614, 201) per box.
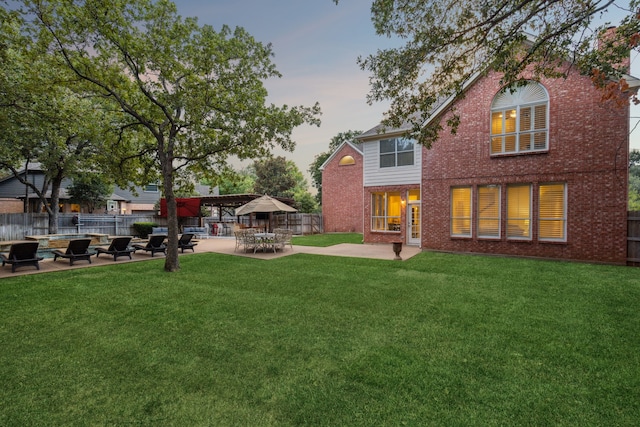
(253, 156, 298, 198)
(0, 6, 113, 232)
(252, 156, 318, 212)
(631, 149, 640, 209)
(340, 0, 640, 146)
(21, 0, 320, 271)
(67, 174, 113, 213)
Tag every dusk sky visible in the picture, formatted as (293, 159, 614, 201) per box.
(175, 0, 397, 182)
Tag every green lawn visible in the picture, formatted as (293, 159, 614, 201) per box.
(1, 250, 639, 426)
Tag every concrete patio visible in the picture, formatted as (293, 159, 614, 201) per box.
(0, 237, 422, 279)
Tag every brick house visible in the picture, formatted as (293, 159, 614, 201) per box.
(322, 62, 638, 264)
(320, 141, 364, 233)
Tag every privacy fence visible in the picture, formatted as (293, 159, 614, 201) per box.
(628, 210, 640, 266)
(0, 212, 323, 241)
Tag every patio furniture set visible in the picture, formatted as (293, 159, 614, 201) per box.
(0, 233, 198, 273)
(234, 228, 293, 254)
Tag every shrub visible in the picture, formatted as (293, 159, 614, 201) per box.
(132, 222, 158, 238)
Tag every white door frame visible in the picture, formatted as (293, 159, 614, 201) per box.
(407, 201, 421, 246)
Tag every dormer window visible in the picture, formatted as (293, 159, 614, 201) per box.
(490, 81, 549, 155)
(380, 138, 414, 168)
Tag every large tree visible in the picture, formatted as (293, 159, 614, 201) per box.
(23, 0, 320, 272)
(0, 7, 111, 232)
(341, 0, 640, 146)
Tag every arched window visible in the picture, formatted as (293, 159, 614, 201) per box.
(490, 81, 549, 155)
(339, 155, 356, 166)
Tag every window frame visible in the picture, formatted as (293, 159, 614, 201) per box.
(371, 191, 402, 232)
(143, 183, 159, 193)
(379, 138, 415, 168)
(451, 186, 472, 238)
(506, 184, 532, 240)
(477, 185, 501, 239)
(490, 82, 549, 156)
(538, 183, 567, 242)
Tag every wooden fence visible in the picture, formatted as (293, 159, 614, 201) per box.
(0, 212, 323, 241)
(629, 210, 640, 266)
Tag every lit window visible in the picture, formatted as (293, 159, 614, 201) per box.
(371, 192, 402, 231)
(451, 187, 472, 237)
(507, 184, 531, 239)
(339, 155, 356, 166)
(491, 82, 548, 155)
(478, 185, 500, 238)
(539, 183, 566, 241)
(408, 189, 420, 201)
(380, 138, 414, 168)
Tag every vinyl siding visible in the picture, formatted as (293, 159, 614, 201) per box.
(363, 139, 422, 186)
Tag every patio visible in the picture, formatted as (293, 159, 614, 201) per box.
(0, 237, 422, 278)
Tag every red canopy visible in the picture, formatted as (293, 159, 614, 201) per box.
(159, 198, 201, 217)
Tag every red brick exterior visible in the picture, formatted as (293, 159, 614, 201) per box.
(321, 144, 364, 233)
(422, 68, 629, 264)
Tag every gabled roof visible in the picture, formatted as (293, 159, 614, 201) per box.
(319, 140, 364, 171)
(356, 32, 640, 141)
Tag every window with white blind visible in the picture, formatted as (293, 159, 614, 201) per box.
(539, 183, 567, 241)
(451, 187, 472, 237)
(380, 138, 414, 167)
(491, 82, 548, 155)
(478, 185, 500, 238)
(507, 184, 531, 239)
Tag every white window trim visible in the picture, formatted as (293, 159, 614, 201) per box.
(506, 184, 532, 241)
(490, 82, 549, 156)
(477, 185, 501, 239)
(450, 186, 472, 237)
(379, 138, 415, 168)
(538, 183, 567, 242)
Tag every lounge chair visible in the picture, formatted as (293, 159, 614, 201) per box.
(95, 236, 135, 261)
(178, 233, 197, 253)
(1, 241, 43, 273)
(133, 234, 167, 257)
(52, 238, 93, 266)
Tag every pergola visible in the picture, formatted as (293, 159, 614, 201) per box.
(199, 194, 296, 219)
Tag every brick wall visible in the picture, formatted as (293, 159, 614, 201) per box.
(322, 145, 364, 232)
(422, 68, 629, 263)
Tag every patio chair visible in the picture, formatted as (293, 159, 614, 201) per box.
(178, 233, 197, 253)
(0, 241, 43, 273)
(241, 229, 260, 253)
(275, 228, 293, 251)
(52, 238, 94, 266)
(133, 234, 167, 257)
(95, 236, 135, 261)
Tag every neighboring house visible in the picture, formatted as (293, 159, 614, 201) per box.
(0, 165, 218, 214)
(322, 57, 637, 264)
(320, 141, 364, 233)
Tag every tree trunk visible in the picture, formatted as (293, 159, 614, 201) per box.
(161, 159, 180, 272)
(48, 175, 64, 234)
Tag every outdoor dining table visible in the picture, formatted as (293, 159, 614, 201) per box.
(255, 232, 277, 253)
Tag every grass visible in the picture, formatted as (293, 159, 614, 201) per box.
(292, 232, 362, 246)
(1, 250, 639, 426)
